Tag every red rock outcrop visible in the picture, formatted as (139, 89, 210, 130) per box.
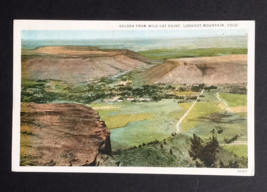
(20, 103, 111, 166)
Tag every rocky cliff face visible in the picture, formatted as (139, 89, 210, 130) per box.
(20, 103, 111, 166)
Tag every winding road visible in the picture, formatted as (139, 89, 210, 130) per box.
(216, 92, 231, 112)
(176, 89, 204, 133)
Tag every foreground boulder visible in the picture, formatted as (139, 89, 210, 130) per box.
(20, 103, 111, 166)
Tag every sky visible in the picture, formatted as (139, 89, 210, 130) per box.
(21, 29, 247, 40)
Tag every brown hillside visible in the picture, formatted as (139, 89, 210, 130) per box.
(145, 55, 247, 85)
(20, 103, 111, 166)
(22, 46, 160, 83)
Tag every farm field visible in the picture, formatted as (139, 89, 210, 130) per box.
(178, 102, 223, 132)
(90, 99, 183, 149)
(89, 86, 248, 159)
(219, 92, 247, 107)
(102, 113, 156, 129)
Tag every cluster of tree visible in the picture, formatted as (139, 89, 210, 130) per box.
(22, 79, 200, 104)
(100, 77, 114, 84)
(67, 84, 96, 93)
(229, 86, 247, 94)
(224, 135, 239, 144)
(127, 139, 161, 150)
(147, 139, 160, 145)
(216, 127, 224, 134)
(165, 85, 175, 90)
(132, 85, 161, 97)
(189, 130, 220, 167)
(21, 86, 108, 104)
(189, 130, 243, 168)
(204, 85, 217, 90)
(114, 84, 168, 101)
(21, 88, 60, 103)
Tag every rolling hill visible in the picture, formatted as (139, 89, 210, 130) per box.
(144, 55, 247, 85)
(21, 46, 161, 83)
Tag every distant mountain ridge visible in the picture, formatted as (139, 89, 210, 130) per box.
(22, 36, 247, 52)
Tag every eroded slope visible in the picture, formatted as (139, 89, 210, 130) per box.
(22, 46, 161, 83)
(145, 55, 247, 85)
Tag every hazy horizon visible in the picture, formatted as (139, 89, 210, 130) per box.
(22, 34, 247, 41)
(22, 35, 247, 52)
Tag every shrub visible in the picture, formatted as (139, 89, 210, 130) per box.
(163, 139, 166, 145)
(224, 135, 239, 144)
(219, 160, 239, 168)
(217, 127, 224, 134)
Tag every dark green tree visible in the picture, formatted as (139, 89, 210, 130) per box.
(199, 131, 219, 167)
(189, 134, 203, 160)
(189, 130, 220, 167)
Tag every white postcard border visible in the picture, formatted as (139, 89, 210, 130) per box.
(13, 20, 255, 176)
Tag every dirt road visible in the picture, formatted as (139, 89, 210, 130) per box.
(176, 89, 204, 133)
(220, 141, 248, 146)
(216, 92, 231, 112)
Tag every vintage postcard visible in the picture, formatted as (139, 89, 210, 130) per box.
(13, 20, 255, 175)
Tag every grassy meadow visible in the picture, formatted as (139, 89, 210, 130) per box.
(223, 145, 248, 158)
(139, 48, 247, 60)
(89, 99, 182, 149)
(219, 92, 247, 107)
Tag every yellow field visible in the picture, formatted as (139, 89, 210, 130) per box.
(179, 103, 192, 110)
(223, 145, 247, 158)
(102, 113, 155, 129)
(174, 91, 193, 96)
